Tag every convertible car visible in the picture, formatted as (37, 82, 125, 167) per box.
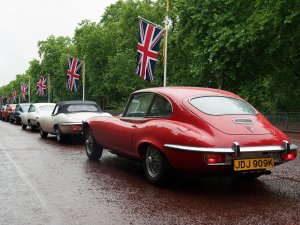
(21, 103, 56, 131)
(83, 87, 298, 185)
(38, 101, 111, 143)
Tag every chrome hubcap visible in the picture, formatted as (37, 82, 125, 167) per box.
(56, 129, 60, 141)
(146, 147, 161, 178)
(86, 132, 93, 154)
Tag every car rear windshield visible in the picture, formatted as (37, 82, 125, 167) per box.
(39, 105, 55, 111)
(66, 104, 100, 113)
(190, 96, 257, 115)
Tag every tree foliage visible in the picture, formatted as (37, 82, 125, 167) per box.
(0, 0, 299, 111)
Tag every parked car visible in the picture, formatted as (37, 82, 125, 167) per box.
(1, 104, 16, 122)
(83, 87, 298, 185)
(9, 103, 31, 124)
(21, 103, 56, 131)
(38, 101, 111, 143)
(0, 105, 7, 120)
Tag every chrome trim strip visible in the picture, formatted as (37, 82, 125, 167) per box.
(59, 122, 82, 126)
(164, 143, 298, 153)
(164, 144, 233, 153)
(232, 119, 254, 124)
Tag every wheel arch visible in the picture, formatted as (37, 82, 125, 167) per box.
(138, 142, 167, 161)
(82, 122, 90, 133)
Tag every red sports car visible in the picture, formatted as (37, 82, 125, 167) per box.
(83, 87, 298, 185)
(1, 104, 16, 122)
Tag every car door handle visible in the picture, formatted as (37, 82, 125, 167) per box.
(132, 125, 138, 128)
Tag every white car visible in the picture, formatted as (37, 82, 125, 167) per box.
(21, 103, 56, 131)
(37, 100, 111, 143)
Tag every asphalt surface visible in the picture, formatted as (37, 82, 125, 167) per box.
(0, 121, 299, 225)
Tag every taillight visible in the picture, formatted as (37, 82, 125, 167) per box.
(71, 125, 82, 131)
(280, 150, 297, 161)
(205, 153, 226, 164)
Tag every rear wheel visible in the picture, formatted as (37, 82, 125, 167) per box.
(85, 127, 103, 160)
(143, 145, 171, 185)
(29, 123, 36, 131)
(55, 127, 65, 143)
(40, 127, 48, 138)
(21, 123, 27, 129)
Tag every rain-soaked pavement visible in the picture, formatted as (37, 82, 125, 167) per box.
(0, 121, 299, 225)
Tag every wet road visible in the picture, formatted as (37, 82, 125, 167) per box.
(0, 121, 299, 225)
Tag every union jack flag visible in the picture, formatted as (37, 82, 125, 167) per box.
(66, 56, 83, 92)
(135, 18, 164, 82)
(20, 83, 29, 100)
(12, 90, 17, 103)
(36, 77, 47, 97)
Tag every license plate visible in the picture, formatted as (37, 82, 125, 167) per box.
(234, 158, 274, 171)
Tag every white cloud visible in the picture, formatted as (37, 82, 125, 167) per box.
(0, 0, 117, 87)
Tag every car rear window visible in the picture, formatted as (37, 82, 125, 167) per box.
(66, 104, 100, 113)
(190, 96, 257, 115)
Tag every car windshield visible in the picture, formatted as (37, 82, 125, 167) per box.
(190, 96, 257, 115)
(66, 104, 100, 113)
(39, 105, 55, 111)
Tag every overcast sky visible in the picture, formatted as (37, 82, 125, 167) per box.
(0, 0, 117, 87)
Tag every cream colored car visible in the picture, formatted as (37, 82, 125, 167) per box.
(37, 100, 111, 143)
(21, 103, 56, 131)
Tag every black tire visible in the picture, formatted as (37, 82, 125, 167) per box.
(29, 122, 36, 131)
(40, 127, 48, 138)
(85, 127, 103, 160)
(55, 127, 65, 143)
(21, 123, 27, 129)
(143, 145, 171, 186)
(10, 118, 14, 123)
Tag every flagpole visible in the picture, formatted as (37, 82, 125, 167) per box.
(82, 61, 85, 101)
(48, 75, 51, 103)
(163, 0, 170, 87)
(28, 76, 31, 103)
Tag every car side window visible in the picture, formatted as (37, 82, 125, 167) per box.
(148, 95, 172, 117)
(124, 93, 153, 117)
(29, 105, 35, 112)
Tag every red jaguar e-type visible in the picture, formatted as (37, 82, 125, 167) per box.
(83, 87, 297, 185)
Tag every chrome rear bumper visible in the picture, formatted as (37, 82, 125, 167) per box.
(164, 140, 297, 154)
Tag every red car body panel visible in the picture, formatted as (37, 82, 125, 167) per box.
(2, 104, 16, 120)
(85, 87, 297, 175)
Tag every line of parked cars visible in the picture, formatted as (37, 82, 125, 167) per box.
(0, 87, 298, 185)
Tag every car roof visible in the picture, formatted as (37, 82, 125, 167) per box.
(7, 104, 17, 107)
(30, 103, 56, 106)
(133, 87, 241, 100)
(56, 100, 98, 106)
